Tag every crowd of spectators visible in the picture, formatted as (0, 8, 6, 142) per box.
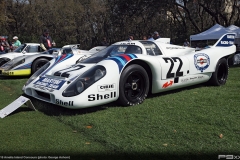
(0, 36, 21, 54)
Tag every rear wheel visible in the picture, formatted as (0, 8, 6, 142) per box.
(208, 58, 228, 86)
(32, 58, 49, 74)
(117, 64, 149, 106)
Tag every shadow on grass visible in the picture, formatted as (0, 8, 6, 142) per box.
(0, 75, 29, 80)
(229, 63, 240, 68)
(20, 93, 118, 117)
(147, 83, 206, 99)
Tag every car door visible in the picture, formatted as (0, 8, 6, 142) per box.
(160, 56, 189, 80)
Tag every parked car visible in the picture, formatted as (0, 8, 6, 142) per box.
(22, 34, 236, 109)
(0, 46, 106, 76)
(0, 43, 42, 66)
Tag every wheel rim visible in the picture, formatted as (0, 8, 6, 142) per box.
(35, 61, 47, 71)
(217, 63, 227, 84)
(124, 71, 146, 102)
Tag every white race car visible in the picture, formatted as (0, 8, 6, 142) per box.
(0, 43, 41, 66)
(22, 34, 236, 109)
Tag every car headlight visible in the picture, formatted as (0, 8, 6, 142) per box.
(2, 58, 25, 70)
(62, 65, 106, 97)
(25, 62, 50, 86)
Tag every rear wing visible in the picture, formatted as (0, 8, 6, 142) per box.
(213, 33, 236, 47)
(154, 38, 170, 44)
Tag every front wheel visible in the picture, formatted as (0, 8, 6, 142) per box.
(31, 58, 49, 74)
(208, 58, 228, 86)
(117, 64, 149, 106)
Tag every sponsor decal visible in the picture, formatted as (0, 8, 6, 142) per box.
(166, 47, 185, 49)
(120, 42, 136, 45)
(15, 62, 32, 70)
(98, 84, 116, 92)
(33, 77, 66, 90)
(106, 54, 137, 72)
(56, 99, 73, 106)
(162, 80, 173, 88)
(88, 92, 116, 101)
(181, 76, 204, 83)
(181, 78, 189, 83)
(194, 53, 210, 72)
(2, 71, 14, 75)
(216, 34, 235, 47)
(33, 84, 54, 92)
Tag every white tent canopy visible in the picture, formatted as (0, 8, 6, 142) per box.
(190, 24, 229, 41)
(190, 23, 240, 48)
(226, 25, 240, 38)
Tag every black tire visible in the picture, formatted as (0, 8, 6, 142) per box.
(32, 58, 49, 74)
(208, 58, 228, 86)
(117, 64, 149, 106)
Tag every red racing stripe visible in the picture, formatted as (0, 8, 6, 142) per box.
(120, 54, 131, 61)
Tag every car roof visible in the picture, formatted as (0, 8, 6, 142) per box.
(24, 43, 40, 45)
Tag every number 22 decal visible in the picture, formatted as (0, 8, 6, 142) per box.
(163, 57, 183, 78)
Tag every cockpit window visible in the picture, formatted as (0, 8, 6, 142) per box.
(140, 41, 162, 55)
(13, 44, 27, 53)
(61, 48, 73, 55)
(81, 45, 142, 64)
(110, 45, 142, 56)
(25, 45, 39, 53)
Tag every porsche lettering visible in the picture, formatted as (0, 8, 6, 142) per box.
(120, 42, 135, 45)
(88, 92, 116, 101)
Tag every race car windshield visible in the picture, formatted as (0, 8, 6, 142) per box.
(81, 45, 142, 63)
(13, 44, 27, 53)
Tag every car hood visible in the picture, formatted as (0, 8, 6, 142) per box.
(37, 54, 94, 81)
(0, 52, 20, 58)
(42, 63, 96, 82)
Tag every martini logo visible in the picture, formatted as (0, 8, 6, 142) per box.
(194, 53, 210, 72)
(162, 80, 173, 88)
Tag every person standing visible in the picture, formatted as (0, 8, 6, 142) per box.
(147, 33, 154, 41)
(153, 31, 160, 40)
(128, 34, 134, 40)
(183, 39, 190, 47)
(142, 35, 147, 40)
(0, 37, 10, 53)
(12, 36, 21, 50)
(101, 37, 110, 46)
(39, 29, 55, 51)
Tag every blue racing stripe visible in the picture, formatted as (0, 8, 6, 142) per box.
(15, 62, 32, 70)
(106, 54, 138, 73)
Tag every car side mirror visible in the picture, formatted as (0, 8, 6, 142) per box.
(22, 51, 26, 54)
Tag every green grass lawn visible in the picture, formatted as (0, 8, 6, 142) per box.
(0, 66, 239, 160)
